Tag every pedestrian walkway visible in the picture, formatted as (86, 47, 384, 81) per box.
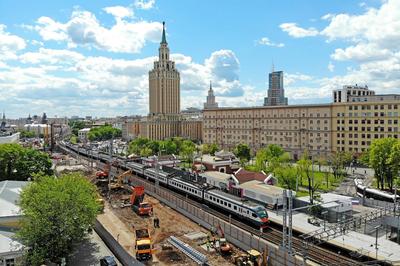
(97, 202, 135, 256)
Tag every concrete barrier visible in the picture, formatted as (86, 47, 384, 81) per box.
(94, 219, 143, 266)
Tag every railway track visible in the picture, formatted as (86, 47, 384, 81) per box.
(60, 144, 368, 266)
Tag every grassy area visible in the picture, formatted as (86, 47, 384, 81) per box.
(295, 190, 310, 198)
(297, 171, 345, 192)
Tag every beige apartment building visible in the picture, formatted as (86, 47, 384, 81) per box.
(203, 85, 400, 158)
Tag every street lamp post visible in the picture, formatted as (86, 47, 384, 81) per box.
(322, 211, 328, 231)
(374, 225, 380, 260)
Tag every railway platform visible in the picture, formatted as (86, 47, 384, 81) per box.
(268, 208, 400, 263)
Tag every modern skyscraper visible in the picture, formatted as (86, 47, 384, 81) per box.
(204, 81, 218, 109)
(263, 70, 288, 106)
(149, 22, 180, 115)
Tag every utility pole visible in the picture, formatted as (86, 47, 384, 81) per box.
(374, 225, 380, 260)
(107, 135, 113, 201)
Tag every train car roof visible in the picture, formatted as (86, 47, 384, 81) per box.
(144, 167, 171, 177)
(170, 176, 207, 189)
(206, 189, 262, 208)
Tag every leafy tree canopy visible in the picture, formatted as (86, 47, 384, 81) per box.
(19, 130, 35, 139)
(87, 125, 122, 142)
(233, 143, 251, 164)
(17, 173, 100, 266)
(0, 143, 52, 181)
(68, 120, 86, 136)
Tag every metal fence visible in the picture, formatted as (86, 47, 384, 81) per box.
(129, 176, 306, 266)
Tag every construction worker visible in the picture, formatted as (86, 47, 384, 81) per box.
(153, 216, 160, 228)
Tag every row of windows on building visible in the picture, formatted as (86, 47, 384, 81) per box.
(337, 119, 399, 124)
(205, 112, 330, 119)
(348, 104, 398, 111)
(337, 126, 398, 132)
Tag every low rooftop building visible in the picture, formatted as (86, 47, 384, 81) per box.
(193, 152, 240, 174)
(0, 180, 28, 229)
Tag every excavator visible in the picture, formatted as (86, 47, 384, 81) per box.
(130, 186, 153, 216)
(96, 163, 110, 178)
(108, 170, 132, 190)
(214, 224, 232, 254)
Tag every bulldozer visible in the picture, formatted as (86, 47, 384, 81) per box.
(232, 249, 265, 266)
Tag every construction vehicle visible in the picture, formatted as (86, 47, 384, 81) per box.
(96, 163, 110, 178)
(135, 228, 152, 261)
(213, 224, 232, 254)
(130, 186, 153, 215)
(108, 170, 132, 190)
(232, 249, 263, 266)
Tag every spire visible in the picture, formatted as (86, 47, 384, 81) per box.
(271, 59, 275, 73)
(209, 81, 212, 91)
(161, 21, 167, 44)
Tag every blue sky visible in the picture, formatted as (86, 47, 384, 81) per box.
(0, 0, 399, 118)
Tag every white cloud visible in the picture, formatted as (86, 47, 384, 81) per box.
(0, 24, 26, 60)
(103, 6, 134, 19)
(279, 23, 319, 38)
(328, 61, 335, 72)
(134, 0, 155, 10)
(32, 9, 162, 53)
(257, 37, 284, 47)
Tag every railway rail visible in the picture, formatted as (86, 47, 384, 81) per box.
(59, 143, 373, 266)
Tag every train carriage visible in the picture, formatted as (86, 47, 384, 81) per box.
(168, 177, 203, 199)
(144, 168, 170, 185)
(204, 189, 269, 228)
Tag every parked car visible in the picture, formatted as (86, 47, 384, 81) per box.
(100, 256, 117, 266)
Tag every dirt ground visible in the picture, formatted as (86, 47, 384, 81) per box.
(97, 180, 240, 266)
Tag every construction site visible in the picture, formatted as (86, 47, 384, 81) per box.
(72, 157, 265, 266)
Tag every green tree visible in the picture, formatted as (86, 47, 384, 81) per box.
(0, 144, 52, 181)
(140, 147, 153, 157)
(255, 148, 268, 171)
(329, 151, 352, 179)
(233, 143, 251, 165)
(146, 140, 160, 154)
(275, 165, 297, 190)
(180, 140, 196, 165)
(68, 120, 86, 136)
(161, 139, 178, 154)
(201, 143, 219, 155)
(19, 130, 35, 138)
(87, 125, 122, 142)
(17, 173, 100, 265)
(369, 138, 398, 190)
(297, 150, 314, 204)
(128, 137, 149, 155)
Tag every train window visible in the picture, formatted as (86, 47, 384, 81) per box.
(224, 202, 227, 206)
(252, 213, 257, 218)
(234, 206, 237, 210)
(217, 199, 220, 203)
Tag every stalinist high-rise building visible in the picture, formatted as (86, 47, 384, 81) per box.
(149, 22, 180, 115)
(135, 22, 202, 141)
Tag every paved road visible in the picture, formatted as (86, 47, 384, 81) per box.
(69, 231, 121, 266)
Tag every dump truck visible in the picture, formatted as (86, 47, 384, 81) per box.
(130, 186, 153, 215)
(135, 228, 152, 261)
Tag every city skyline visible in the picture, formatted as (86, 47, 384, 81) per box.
(0, 0, 399, 118)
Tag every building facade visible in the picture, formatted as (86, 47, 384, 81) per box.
(204, 81, 218, 109)
(264, 70, 288, 106)
(204, 86, 400, 158)
(133, 22, 202, 142)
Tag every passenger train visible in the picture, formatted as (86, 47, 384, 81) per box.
(62, 142, 269, 227)
(354, 178, 400, 203)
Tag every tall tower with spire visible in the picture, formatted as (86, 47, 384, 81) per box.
(204, 81, 218, 109)
(148, 21, 180, 115)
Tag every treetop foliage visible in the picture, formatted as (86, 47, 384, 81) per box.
(17, 173, 100, 265)
(87, 125, 122, 141)
(0, 143, 52, 181)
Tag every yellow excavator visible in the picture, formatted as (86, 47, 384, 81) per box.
(108, 170, 132, 190)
